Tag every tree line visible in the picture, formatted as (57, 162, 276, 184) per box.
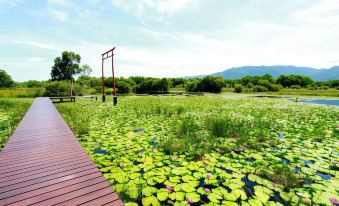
(1, 51, 338, 95)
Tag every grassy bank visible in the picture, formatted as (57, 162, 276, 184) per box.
(0, 98, 32, 150)
(0, 88, 44, 98)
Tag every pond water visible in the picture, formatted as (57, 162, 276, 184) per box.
(300, 99, 339, 106)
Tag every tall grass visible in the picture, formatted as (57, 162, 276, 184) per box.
(57, 104, 90, 135)
(0, 98, 32, 150)
(0, 88, 44, 98)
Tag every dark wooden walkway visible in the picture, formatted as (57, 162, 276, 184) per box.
(0, 98, 123, 206)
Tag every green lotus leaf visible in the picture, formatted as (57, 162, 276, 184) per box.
(186, 192, 200, 202)
(145, 156, 154, 165)
(254, 186, 273, 195)
(164, 180, 176, 187)
(232, 189, 247, 200)
(113, 184, 126, 193)
(225, 192, 238, 201)
(280, 191, 294, 202)
(157, 191, 169, 201)
(114, 173, 128, 183)
(182, 183, 196, 192)
(208, 193, 223, 203)
(174, 201, 189, 206)
(147, 177, 157, 186)
(175, 192, 186, 201)
(248, 174, 260, 182)
(126, 186, 139, 199)
(125, 202, 139, 206)
(212, 188, 223, 196)
(129, 173, 140, 180)
(248, 198, 263, 206)
(169, 176, 181, 183)
(193, 172, 203, 179)
(197, 187, 206, 195)
(134, 177, 146, 185)
(254, 190, 270, 204)
(205, 179, 219, 186)
(228, 183, 243, 190)
(222, 201, 238, 206)
(142, 186, 157, 196)
(187, 180, 200, 188)
(182, 175, 196, 182)
(142, 196, 160, 206)
(153, 176, 166, 183)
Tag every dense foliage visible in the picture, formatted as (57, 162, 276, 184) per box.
(0, 69, 15, 88)
(1, 65, 338, 97)
(51, 51, 82, 81)
(277, 75, 314, 88)
(57, 95, 339, 206)
(186, 76, 225, 93)
(0, 98, 32, 150)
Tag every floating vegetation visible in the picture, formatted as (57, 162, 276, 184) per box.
(57, 95, 339, 206)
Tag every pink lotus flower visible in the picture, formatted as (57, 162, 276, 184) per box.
(126, 146, 130, 150)
(207, 173, 212, 179)
(172, 156, 179, 161)
(188, 198, 193, 204)
(333, 161, 339, 165)
(119, 162, 125, 168)
(204, 188, 211, 193)
(166, 185, 174, 192)
(238, 147, 248, 151)
(329, 198, 339, 205)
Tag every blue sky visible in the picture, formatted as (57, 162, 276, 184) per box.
(1, 0, 339, 81)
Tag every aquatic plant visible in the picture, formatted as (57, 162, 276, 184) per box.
(57, 95, 339, 205)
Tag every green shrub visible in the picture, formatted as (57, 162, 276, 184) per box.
(185, 79, 200, 92)
(290, 85, 301, 89)
(318, 86, 329, 90)
(44, 81, 72, 96)
(253, 85, 268, 92)
(234, 84, 243, 93)
(268, 84, 283, 92)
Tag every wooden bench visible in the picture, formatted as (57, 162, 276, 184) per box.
(49, 95, 98, 103)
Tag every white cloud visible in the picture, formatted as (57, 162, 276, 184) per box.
(0, 0, 22, 13)
(48, 9, 68, 21)
(46, 0, 69, 21)
(295, 0, 339, 24)
(111, 0, 194, 16)
(26, 57, 45, 62)
(23, 40, 56, 50)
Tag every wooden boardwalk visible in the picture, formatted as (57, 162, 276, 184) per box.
(0, 98, 123, 206)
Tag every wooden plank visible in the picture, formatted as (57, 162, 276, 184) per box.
(0, 98, 123, 206)
(0, 157, 91, 179)
(4, 176, 105, 205)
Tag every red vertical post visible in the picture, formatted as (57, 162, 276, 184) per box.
(112, 51, 116, 96)
(101, 55, 106, 102)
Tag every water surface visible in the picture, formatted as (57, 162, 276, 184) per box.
(300, 99, 339, 106)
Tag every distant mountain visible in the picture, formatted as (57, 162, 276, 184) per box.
(189, 66, 339, 81)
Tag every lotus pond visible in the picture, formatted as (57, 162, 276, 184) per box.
(57, 95, 339, 206)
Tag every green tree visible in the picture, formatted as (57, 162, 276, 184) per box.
(51, 51, 81, 81)
(277, 75, 314, 88)
(0, 70, 14, 88)
(199, 76, 225, 93)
